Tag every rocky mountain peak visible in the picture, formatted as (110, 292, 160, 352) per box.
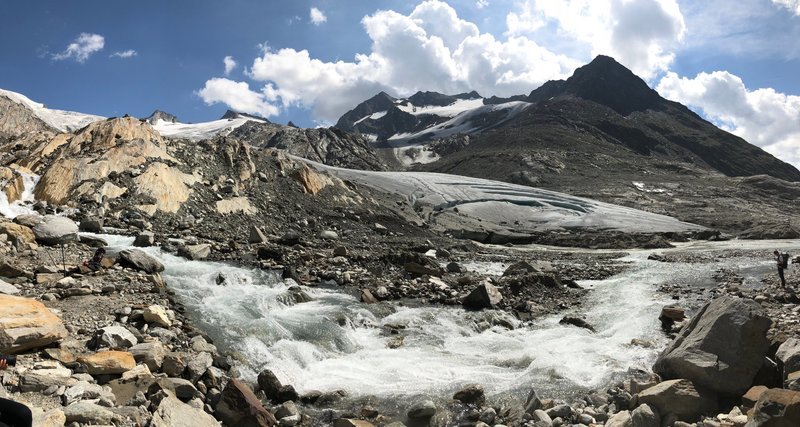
(220, 110, 271, 123)
(145, 110, 178, 125)
(554, 55, 664, 115)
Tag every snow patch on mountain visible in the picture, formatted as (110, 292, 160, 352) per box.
(0, 88, 104, 132)
(151, 117, 265, 141)
(397, 98, 485, 117)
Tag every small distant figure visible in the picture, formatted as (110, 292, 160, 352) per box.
(774, 250, 789, 288)
(85, 247, 107, 272)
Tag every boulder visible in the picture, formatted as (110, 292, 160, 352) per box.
(462, 281, 503, 310)
(187, 351, 213, 382)
(96, 325, 138, 349)
(559, 316, 596, 332)
(178, 243, 212, 260)
(215, 379, 277, 426)
(78, 218, 103, 233)
(747, 388, 800, 426)
(32, 215, 79, 245)
(502, 261, 540, 276)
(743, 385, 768, 408)
(0, 261, 28, 278)
(631, 403, 660, 427)
(776, 338, 800, 377)
(0, 222, 35, 245)
(0, 294, 68, 353)
(257, 369, 282, 401)
(63, 401, 114, 424)
(133, 231, 155, 247)
(407, 400, 437, 419)
(454, 384, 485, 406)
(162, 352, 187, 377)
(653, 296, 771, 395)
(143, 304, 171, 327)
(20, 362, 74, 392)
(605, 410, 632, 427)
(0, 279, 19, 295)
(118, 249, 164, 273)
(78, 350, 136, 374)
(129, 341, 166, 371)
(151, 392, 221, 427)
(318, 230, 339, 240)
(249, 226, 268, 244)
(637, 379, 717, 422)
(361, 289, 379, 304)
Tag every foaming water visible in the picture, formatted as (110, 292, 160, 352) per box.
(0, 172, 39, 218)
(96, 234, 800, 401)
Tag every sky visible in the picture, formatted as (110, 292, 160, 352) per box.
(1, 0, 800, 167)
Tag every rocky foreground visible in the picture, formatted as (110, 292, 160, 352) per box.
(0, 211, 799, 427)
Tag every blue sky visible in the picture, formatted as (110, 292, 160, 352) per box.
(2, 0, 799, 165)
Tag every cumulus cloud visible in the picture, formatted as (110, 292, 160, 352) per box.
(52, 33, 105, 63)
(476, 0, 489, 8)
(657, 71, 800, 168)
(223, 56, 237, 75)
(197, 78, 280, 117)
(235, 0, 578, 121)
(110, 49, 137, 58)
(506, 0, 685, 79)
(773, 0, 800, 15)
(310, 7, 327, 25)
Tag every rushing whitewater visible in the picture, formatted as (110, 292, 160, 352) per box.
(95, 234, 792, 402)
(0, 171, 39, 218)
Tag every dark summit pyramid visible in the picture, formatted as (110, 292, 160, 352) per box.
(528, 55, 663, 116)
(145, 110, 178, 124)
(220, 109, 271, 123)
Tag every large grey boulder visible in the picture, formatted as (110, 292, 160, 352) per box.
(462, 280, 503, 310)
(118, 249, 164, 273)
(637, 379, 717, 422)
(653, 296, 771, 395)
(33, 215, 79, 245)
(96, 325, 137, 349)
(151, 392, 220, 427)
(177, 243, 211, 260)
(776, 338, 800, 376)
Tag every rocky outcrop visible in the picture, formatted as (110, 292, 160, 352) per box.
(133, 162, 200, 214)
(653, 296, 771, 395)
(0, 294, 68, 353)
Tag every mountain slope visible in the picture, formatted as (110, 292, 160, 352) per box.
(0, 89, 104, 133)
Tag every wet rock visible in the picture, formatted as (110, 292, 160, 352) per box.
(133, 231, 155, 247)
(524, 389, 542, 414)
(33, 215, 79, 245)
(659, 305, 686, 331)
(129, 341, 166, 371)
(277, 384, 299, 402)
(545, 404, 572, 420)
(178, 243, 212, 260)
(637, 379, 717, 422)
(559, 316, 596, 332)
(453, 384, 485, 406)
(0, 294, 68, 353)
(78, 350, 136, 375)
(748, 388, 800, 426)
(79, 234, 107, 248)
(257, 369, 282, 401)
(462, 281, 503, 310)
(216, 378, 278, 426)
(407, 399, 437, 419)
(118, 249, 165, 273)
(79, 218, 103, 233)
(361, 289, 379, 304)
(653, 296, 771, 395)
(191, 335, 218, 353)
(151, 391, 220, 427)
(531, 409, 552, 425)
(446, 262, 463, 273)
(275, 401, 300, 419)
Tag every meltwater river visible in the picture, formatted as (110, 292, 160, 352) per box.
(96, 234, 799, 403)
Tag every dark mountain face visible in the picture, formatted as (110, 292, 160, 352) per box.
(335, 92, 397, 131)
(145, 110, 178, 124)
(220, 110, 272, 123)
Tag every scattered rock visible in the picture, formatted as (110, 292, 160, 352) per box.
(407, 399, 436, 419)
(118, 249, 165, 273)
(95, 325, 138, 349)
(637, 379, 717, 422)
(0, 294, 68, 353)
(133, 231, 155, 247)
(559, 316, 596, 332)
(453, 384, 485, 406)
(129, 341, 166, 371)
(151, 391, 221, 427)
(63, 401, 115, 424)
(215, 378, 278, 426)
(777, 338, 800, 376)
(143, 304, 171, 327)
(249, 226, 268, 244)
(178, 243, 212, 260)
(32, 215, 79, 245)
(462, 281, 503, 310)
(748, 388, 800, 426)
(78, 350, 136, 374)
(78, 218, 103, 233)
(361, 289, 379, 304)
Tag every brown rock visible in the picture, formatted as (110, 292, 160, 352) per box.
(78, 351, 136, 375)
(0, 222, 35, 245)
(637, 379, 717, 422)
(215, 378, 277, 426)
(361, 289, 378, 304)
(749, 388, 800, 426)
(0, 294, 68, 353)
(743, 385, 769, 409)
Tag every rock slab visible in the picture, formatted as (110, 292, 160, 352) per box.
(653, 296, 771, 395)
(0, 294, 68, 353)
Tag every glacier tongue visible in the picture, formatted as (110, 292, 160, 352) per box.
(302, 158, 704, 235)
(0, 88, 104, 132)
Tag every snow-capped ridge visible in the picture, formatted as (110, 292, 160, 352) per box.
(0, 88, 105, 132)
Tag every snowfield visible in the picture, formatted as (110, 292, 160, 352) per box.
(0, 88, 105, 132)
(151, 117, 264, 141)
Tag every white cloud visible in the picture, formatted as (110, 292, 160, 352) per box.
(310, 7, 327, 25)
(197, 78, 280, 117)
(52, 33, 105, 63)
(657, 71, 800, 168)
(476, 0, 489, 8)
(773, 0, 800, 15)
(235, 0, 579, 121)
(506, 0, 686, 79)
(110, 49, 137, 58)
(223, 56, 237, 75)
